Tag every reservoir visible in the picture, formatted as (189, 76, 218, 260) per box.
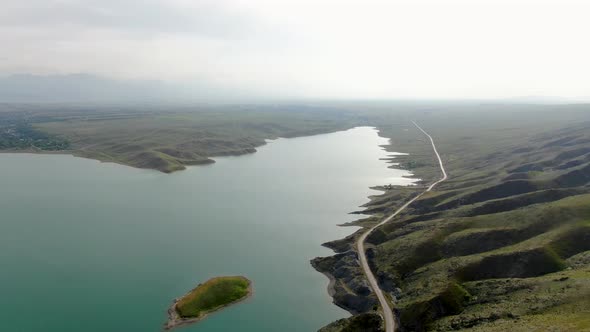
(0, 127, 415, 331)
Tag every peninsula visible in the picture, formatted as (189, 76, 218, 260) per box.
(164, 276, 252, 330)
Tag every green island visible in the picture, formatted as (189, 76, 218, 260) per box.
(164, 276, 252, 330)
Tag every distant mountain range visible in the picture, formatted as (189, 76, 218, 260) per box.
(1, 74, 587, 104)
(498, 95, 587, 104)
(0, 74, 235, 103)
(0, 74, 164, 102)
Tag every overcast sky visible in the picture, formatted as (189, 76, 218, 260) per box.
(1, 0, 589, 99)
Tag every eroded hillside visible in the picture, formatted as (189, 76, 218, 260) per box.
(315, 105, 590, 331)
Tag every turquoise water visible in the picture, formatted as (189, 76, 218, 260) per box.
(0, 127, 415, 332)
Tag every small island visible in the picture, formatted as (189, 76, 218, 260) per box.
(164, 276, 252, 330)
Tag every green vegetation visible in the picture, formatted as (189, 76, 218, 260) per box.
(0, 104, 359, 172)
(0, 121, 69, 150)
(175, 276, 251, 318)
(2, 101, 590, 331)
(313, 104, 590, 331)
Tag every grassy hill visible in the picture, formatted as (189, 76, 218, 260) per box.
(314, 104, 590, 331)
(0, 104, 360, 172)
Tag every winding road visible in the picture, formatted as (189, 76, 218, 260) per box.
(356, 121, 448, 332)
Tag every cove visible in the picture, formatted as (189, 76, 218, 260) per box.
(0, 127, 415, 332)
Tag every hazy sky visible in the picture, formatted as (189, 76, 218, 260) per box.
(1, 0, 589, 99)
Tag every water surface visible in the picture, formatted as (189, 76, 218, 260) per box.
(0, 127, 415, 331)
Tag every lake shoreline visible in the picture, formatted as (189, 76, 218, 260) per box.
(1, 126, 363, 173)
(1, 126, 411, 331)
(309, 135, 422, 317)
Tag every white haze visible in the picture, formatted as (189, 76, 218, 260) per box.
(1, 0, 589, 100)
